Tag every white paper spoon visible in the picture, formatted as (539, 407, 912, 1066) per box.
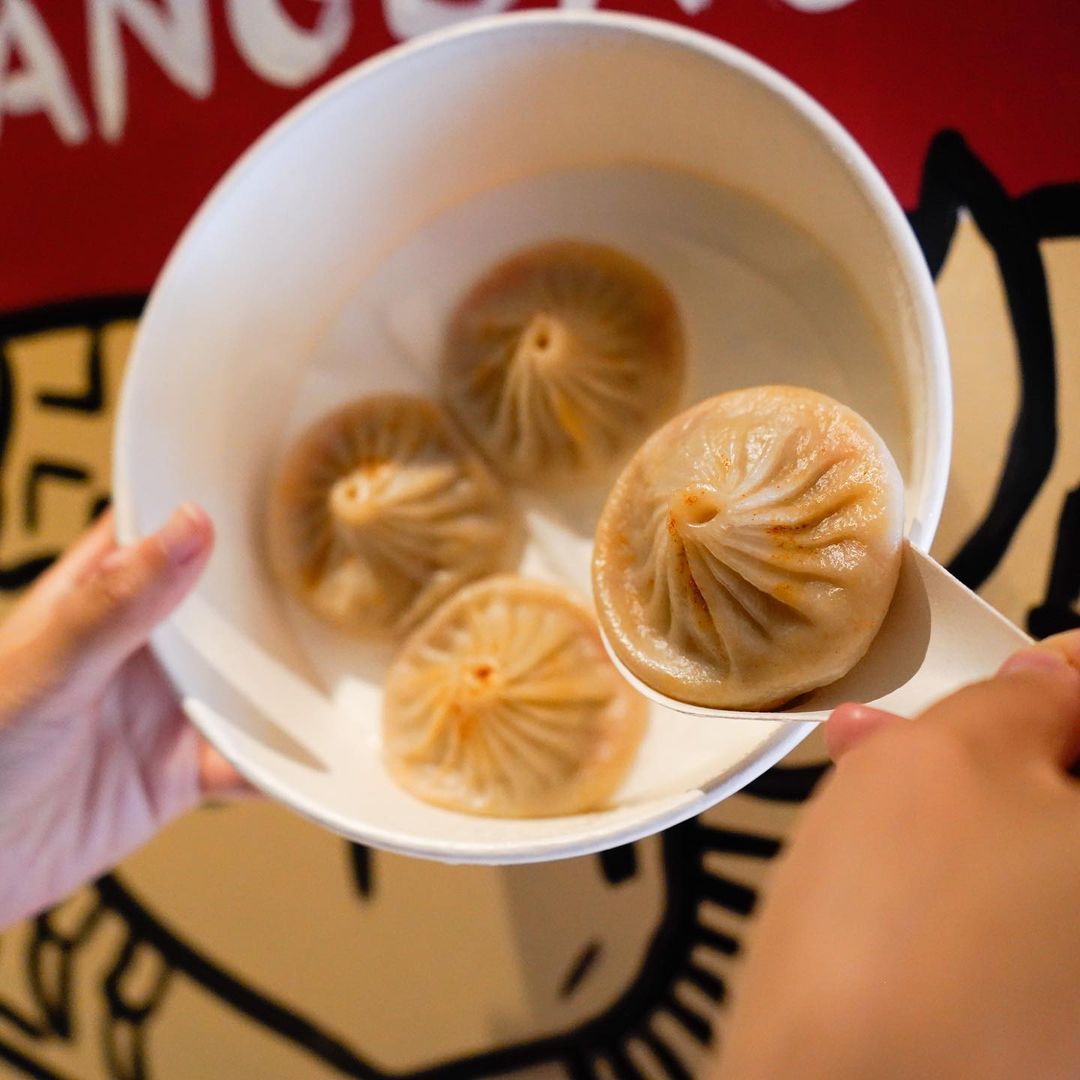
(600, 541, 1032, 721)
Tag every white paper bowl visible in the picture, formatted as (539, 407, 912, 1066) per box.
(114, 11, 950, 863)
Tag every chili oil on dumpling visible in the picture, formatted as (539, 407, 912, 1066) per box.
(382, 575, 647, 818)
(266, 395, 519, 641)
(592, 386, 904, 710)
(440, 240, 685, 487)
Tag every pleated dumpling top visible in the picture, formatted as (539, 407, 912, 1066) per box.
(593, 386, 904, 710)
(440, 241, 685, 486)
(266, 395, 518, 641)
(382, 576, 647, 817)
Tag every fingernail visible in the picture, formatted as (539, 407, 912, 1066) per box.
(158, 504, 209, 565)
(833, 703, 894, 723)
(998, 648, 1072, 678)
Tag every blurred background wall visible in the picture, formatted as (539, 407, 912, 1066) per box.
(0, 2, 1077, 1076)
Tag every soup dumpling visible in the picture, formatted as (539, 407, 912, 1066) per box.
(382, 576, 647, 817)
(440, 241, 685, 486)
(592, 386, 904, 710)
(266, 395, 518, 640)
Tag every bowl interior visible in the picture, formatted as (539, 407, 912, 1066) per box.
(116, 13, 948, 862)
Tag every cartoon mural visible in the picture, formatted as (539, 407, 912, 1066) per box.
(0, 2, 1077, 1077)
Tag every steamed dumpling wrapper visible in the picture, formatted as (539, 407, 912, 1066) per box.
(382, 576, 647, 817)
(440, 240, 685, 486)
(592, 386, 904, 710)
(266, 395, 519, 641)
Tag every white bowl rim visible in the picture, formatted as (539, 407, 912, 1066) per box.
(183, 694, 817, 863)
(114, 8, 952, 863)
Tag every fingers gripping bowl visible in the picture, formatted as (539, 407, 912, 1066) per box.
(113, 12, 950, 862)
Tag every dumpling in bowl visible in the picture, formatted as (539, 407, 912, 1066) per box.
(266, 395, 519, 640)
(382, 576, 647, 817)
(592, 386, 904, 710)
(440, 240, 685, 486)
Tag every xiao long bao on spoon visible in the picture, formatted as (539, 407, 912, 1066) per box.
(594, 386, 1030, 723)
(593, 386, 905, 711)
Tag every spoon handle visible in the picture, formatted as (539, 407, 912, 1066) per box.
(899, 543, 1031, 697)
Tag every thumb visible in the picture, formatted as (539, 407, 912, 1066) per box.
(55, 504, 213, 684)
(826, 702, 904, 761)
